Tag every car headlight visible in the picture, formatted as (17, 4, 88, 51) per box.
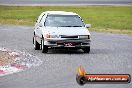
(45, 33, 59, 38)
(50, 35, 59, 38)
(79, 35, 90, 39)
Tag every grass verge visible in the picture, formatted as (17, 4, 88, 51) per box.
(0, 5, 132, 34)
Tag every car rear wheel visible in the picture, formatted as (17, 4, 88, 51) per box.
(33, 36, 40, 50)
(83, 47, 90, 53)
(41, 38, 48, 53)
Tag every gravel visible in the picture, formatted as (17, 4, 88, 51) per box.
(0, 50, 15, 66)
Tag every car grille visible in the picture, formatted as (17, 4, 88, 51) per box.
(61, 35, 78, 38)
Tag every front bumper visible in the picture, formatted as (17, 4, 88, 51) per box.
(44, 38, 91, 48)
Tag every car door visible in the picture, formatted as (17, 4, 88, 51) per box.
(35, 13, 47, 43)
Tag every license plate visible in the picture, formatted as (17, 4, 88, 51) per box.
(64, 43, 75, 47)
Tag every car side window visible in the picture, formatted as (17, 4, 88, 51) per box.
(39, 14, 45, 23)
(36, 13, 45, 23)
(37, 16, 41, 23)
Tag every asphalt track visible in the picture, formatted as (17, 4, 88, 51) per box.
(0, 25, 132, 88)
(0, 0, 132, 6)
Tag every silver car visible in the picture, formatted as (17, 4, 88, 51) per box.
(33, 11, 91, 53)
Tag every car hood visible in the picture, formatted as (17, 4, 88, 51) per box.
(43, 27, 90, 35)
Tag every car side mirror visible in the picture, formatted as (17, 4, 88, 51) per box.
(38, 23, 43, 27)
(85, 24, 91, 28)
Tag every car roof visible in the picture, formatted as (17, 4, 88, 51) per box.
(44, 11, 78, 15)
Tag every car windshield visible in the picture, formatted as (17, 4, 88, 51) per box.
(45, 15, 85, 27)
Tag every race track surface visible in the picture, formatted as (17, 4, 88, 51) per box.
(0, 25, 132, 88)
(0, 0, 132, 6)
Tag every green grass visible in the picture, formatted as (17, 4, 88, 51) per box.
(0, 5, 132, 34)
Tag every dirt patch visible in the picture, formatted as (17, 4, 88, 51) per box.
(0, 50, 15, 66)
(0, 47, 42, 76)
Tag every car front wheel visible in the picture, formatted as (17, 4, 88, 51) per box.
(41, 38, 48, 53)
(33, 36, 40, 50)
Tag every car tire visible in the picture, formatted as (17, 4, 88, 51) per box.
(41, 38, 48, 53)
(83, 47, 90, 53)
(33, 35, 40, 50)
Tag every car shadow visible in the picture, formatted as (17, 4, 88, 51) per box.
(47, 49, 84, 54)
(33, 48, 112, 55)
